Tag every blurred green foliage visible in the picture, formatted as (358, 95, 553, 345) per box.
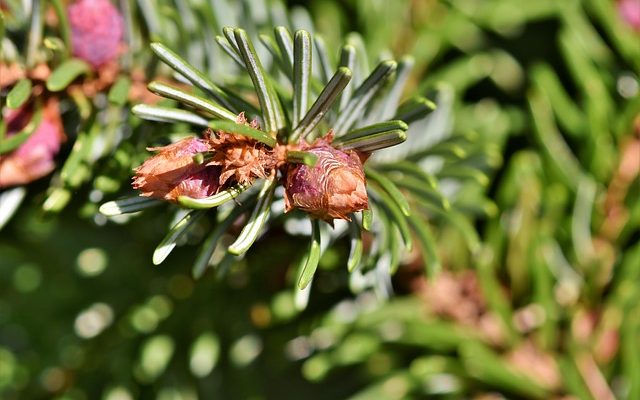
(1, 0, 639, 399)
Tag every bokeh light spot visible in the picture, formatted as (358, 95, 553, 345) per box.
(136, 335, 174, 383)
(250, 303, 271, 328)
(230, 334, 262, 367)
(130, 306, 159, 333)
(103, 386, 134, 400)
(13, 264, 42, 293)
(189, 332, 220, 378)
(74, 303, 114, 339)
(76, 248, 109, 277)
(39, 367, 66, 392)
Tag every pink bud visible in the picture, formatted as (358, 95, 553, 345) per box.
(0, 100, 65, 188)
(284, 140, 368, 221)
(68, 0, 124, 68)
(132, 137, 220, 201)
(618, 0, 640, 31)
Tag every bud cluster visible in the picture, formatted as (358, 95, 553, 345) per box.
(132, 115, 369, 221)
(68, 0, 124, 68)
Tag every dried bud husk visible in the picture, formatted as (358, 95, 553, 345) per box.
(0, 99, 65, 188)
(284, 138, 368, 221)
(206, 113, 284, 186)
(68, 0, 124, 69)
(132, 137, 220, 201)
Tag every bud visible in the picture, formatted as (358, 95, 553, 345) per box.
(206, 113, 279, 186)
(284, 140, 368, 221)
(132, 137, 220, 201)
(618, 0, 640, 31)
(0, 100, 65, 188)
(68, 0, 124, 69)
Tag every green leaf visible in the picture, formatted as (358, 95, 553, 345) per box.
(227, 178, 276, 255)
(42, 187, 71, 212)
(132, 104, 209, 127)
(233, 29, 285, 134)
(215, 35, 244, 67)
(337, 45, 356, 112)
(589, 0, 640, 71)
(153, 211, 205, 265)
(386, 217, 402, 274)
(347, 372, 415, 400)
(622, 311, 640, 399)
(177, 183, 251, 209)
(313, 36, 332, 84)
(337, 120, 408, 145)
(441, 209, 480, 253)
(286, 150, 317, 167)
(99, 196, 162, 216)
(208, 120, 276, 147)
(345, 33, 370, 86)
(558, 356, 596, 400)
(572, 177, 597, 265)
(528, 87, 584, 191)
(377, 161, 439, 190)
(46, 59, 91, 92)
(293, 256, 312, 311)
(397, 175, 449, 211)
(7, 79, 32, 109)
(292, 30, 312, 128)
(394, 96, 437, 123)
(407, 216, 441, 277)
(50, 0, 71, 56)
(372, 189, 412, 250)
(409, 141, 467, 160)
(0, 105, 42, 154)
(150, 42, 236, 111)
(334, 60, 397, 135)
(531, 64, 584, 137)
(290, 67, 352, 141)
(438, 165, 490, 186)
(26, 0, 43, 68)
(107, 76, 131, 106)
(147, 81, 236, 121)
(59, 118, 101, 188)
(137, 0, 161, 35)
(346, 218, 363, 272)
(259, 34, 290, 76)
(378, 55, 415, 120)
(192, 201, 254, 279)
(362, 209, 373, 231)
(365, 168, 411, 216)
(222, 26, 240, 53)
(297, 219, 321, 289)
(460, 341, 549, 399)
(274, 26, 294, 73)
(68, 87, 92, 120)
(334, 128, 406, 153)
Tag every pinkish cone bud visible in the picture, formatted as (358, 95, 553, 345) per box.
(618, 0, 640, 31)
(132, 137, 220, 202)
(0, 100, 65, 188)
(284, 140, 368, 221)
(68, 0, 124, 68)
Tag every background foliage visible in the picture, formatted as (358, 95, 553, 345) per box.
(1, 0, 639, 399)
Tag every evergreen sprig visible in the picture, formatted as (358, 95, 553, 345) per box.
(101, 25, 450, 298)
